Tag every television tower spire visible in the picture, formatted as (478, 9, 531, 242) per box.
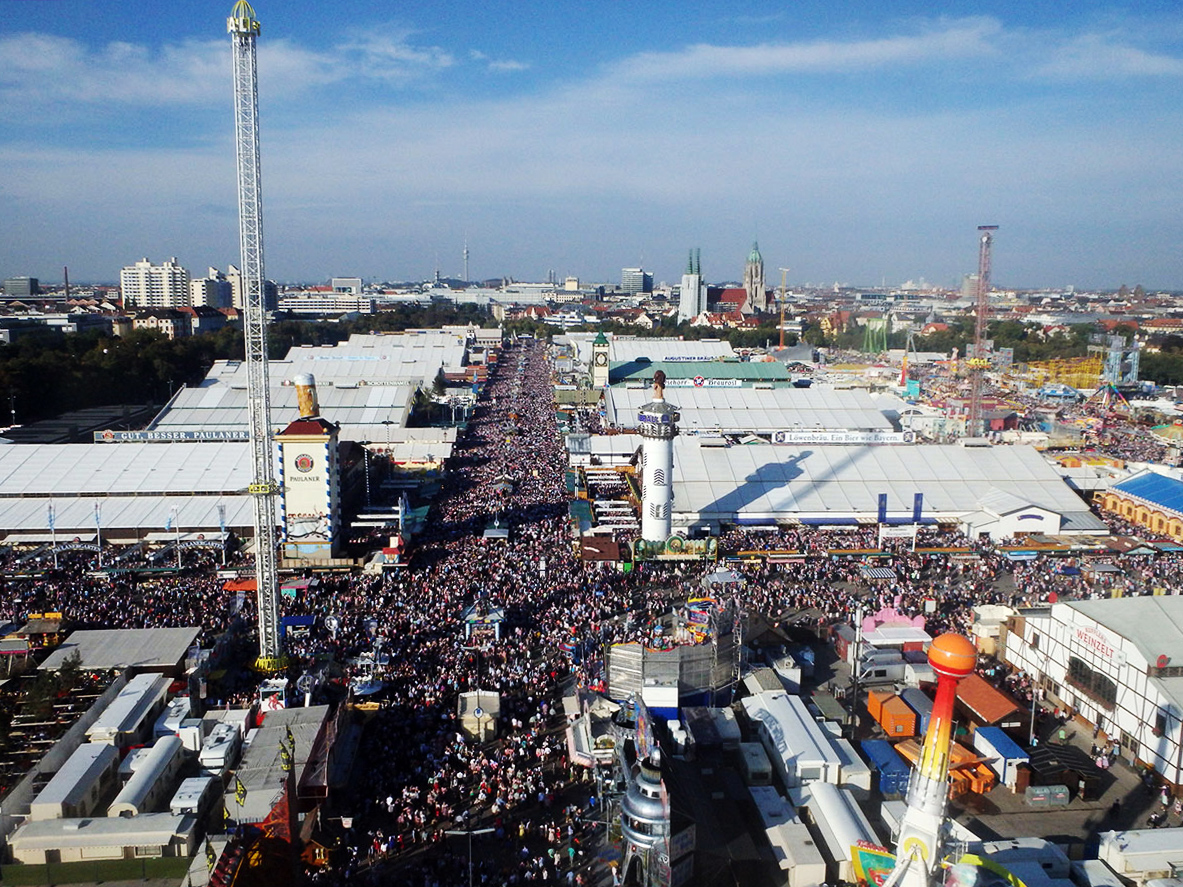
(228, 0, 282, 664)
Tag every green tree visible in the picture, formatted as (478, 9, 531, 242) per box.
(1140, 352, 1183, 386)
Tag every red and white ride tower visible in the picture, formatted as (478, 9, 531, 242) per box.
(885, 633, 978, 887)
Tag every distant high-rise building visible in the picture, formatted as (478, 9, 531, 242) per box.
(677, 249, 705, 322)
(2, 277, 39, 300)
(120, 258, 191, 308)
(191, 267, 234, 308)
(621, 267, 653, 295)
(227, 264, 278, 311)
(744, 241, 766, 312)
(331, 277, 363, 296)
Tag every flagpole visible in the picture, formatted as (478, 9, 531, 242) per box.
(174, 508, 181, 570)
(48, 501, 58, 570)
(233, 774, 247, 830)
(94, 502, 103, 570)
(218, 503, 227, 567)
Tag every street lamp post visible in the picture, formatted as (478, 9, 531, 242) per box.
(174, 508, 182, 569)
(381, 420, 394, 488)
(362, 443, 372, 508)
(443, 820, 494, 887)
(1029, 650, 1050, 747)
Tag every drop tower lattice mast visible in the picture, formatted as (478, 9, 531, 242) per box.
(966, 225, 997, 438)
(229, 0, 281, 662)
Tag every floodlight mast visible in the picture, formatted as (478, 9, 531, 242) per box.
(229, 0, 281, 663)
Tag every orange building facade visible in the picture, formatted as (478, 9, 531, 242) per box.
(1101, 488, 1183, 541)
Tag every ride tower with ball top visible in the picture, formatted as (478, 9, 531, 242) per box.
(884, 633, 978, 887)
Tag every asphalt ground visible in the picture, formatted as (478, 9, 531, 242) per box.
(950, 715, 1164, 856)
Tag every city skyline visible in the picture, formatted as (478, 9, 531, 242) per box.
(3, 1, 1183, 289)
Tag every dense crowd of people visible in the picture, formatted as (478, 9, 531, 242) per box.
(6, 339, 1183, 884)
(0, 551, 254, 647)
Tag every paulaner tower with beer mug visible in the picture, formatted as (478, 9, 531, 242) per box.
(275, 373, 341, 561)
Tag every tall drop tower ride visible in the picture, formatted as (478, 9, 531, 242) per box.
(229, 0, 282, 663)
(966, 225, 998, 438)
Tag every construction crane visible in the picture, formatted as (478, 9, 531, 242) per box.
(966, 226, 998, 437)
(229, 0, 282, 665)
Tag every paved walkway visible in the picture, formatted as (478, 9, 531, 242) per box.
(952, 714, 1167, 855)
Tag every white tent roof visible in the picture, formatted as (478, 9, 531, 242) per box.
(0, 442, 251, 496)
(0, 436, 440, 536)
(670, 440, 1107, 531)
(150, 383, 415, 440)
(0, 494, 254, 536)
(606, 386, 897, 433)
(204, 331, 467, 389)
(0, 442, 254, 536)
(382, 440, 453, 462)
(567, 334, 735, 367)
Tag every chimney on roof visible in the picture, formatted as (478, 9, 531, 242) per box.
(293, 373, 319, 419)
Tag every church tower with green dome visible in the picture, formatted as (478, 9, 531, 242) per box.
(744, 240, 767, 312)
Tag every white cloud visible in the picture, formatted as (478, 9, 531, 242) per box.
(335, 28, 455, 80)
(5, 14, 1183, 285)
(1032, 33, 1183, 80)
(468, 48, 529, 73)
(0, 26, 455, 122)
(0, 33, 227, 109)
(612, 17, 1002, 81)
(488, 59, 530, 73)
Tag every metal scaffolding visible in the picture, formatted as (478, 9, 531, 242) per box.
(229, 1, 281, 662)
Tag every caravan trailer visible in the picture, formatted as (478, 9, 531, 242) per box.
(170, 776, 220, 818)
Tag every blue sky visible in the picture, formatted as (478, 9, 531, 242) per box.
(3, 1, 1183, 290)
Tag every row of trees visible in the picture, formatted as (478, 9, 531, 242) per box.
(0, 303, 488, 426)
(1141, 338, 1183, 386)
(503, 316, 799, 350)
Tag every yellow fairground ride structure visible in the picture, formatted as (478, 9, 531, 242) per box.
(1020, 355, 1103, 390)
